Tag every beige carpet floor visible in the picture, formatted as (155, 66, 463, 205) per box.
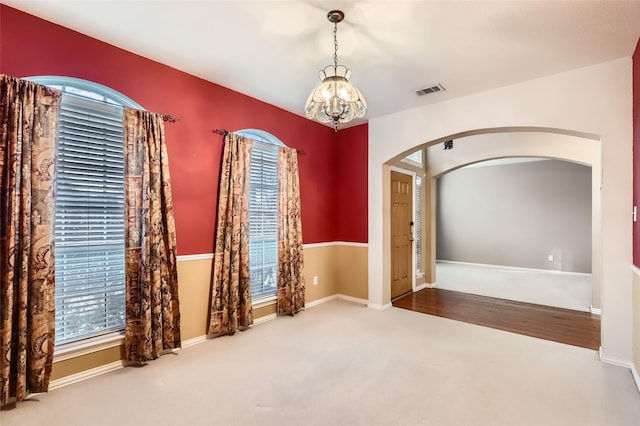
(2, 299, 639, 426)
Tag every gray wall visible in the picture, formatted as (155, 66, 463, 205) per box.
(436, 159, 592, 273)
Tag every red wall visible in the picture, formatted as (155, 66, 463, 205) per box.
(335, 124, 368, 243)
(634, 38, 640, 266)
(0, 5, 360, 254)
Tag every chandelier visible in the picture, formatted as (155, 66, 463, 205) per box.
(304, 10, 367, 131)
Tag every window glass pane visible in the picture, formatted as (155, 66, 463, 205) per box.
(25, 76, 141, 346)
(248, 141, 279, 301)
(55, 94, 126, 345)
(405, 150, 423, 165)
(64, 86, 105, 102)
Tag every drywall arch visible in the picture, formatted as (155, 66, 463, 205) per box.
(368, 58, 632, 363)
(421, 132, 600, 310)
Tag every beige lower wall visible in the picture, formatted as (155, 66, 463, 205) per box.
(333, 245, 368, 299)
(50, 243, 369, 382)
(178, 257, 214, 340)
(304, 244, 340, 301)
(633, 268, 640, 373)
(51, 346, 122, 381)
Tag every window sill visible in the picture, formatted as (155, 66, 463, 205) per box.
(253, 295, 277, 309)
(53, 332, 125, 363)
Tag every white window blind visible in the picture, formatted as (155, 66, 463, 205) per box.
(248, 141, 279, 301)
(54, 94, 126, 345)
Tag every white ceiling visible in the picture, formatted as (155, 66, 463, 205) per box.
(6, 1, 640, 128)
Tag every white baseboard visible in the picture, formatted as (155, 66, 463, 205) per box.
(367, 302, 392, 311)
(590, 306, 602, 315)
(599, 347, 634, 369)
(181, 335, 207, 349)
(336, 294, 368, 305)
(437, 259, 592, 277)
(306, 294, 339, 308)
(414, 283, 430, 292)
(49, 360, 124, 391)
(254, 313, 278, 325)
(632, 364, 640, 394)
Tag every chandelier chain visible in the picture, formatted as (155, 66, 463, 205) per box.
(333, 22, 339, 70)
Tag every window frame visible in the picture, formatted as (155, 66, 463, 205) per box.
(26, 76, 142, 359)
(236, 129, 285, 306)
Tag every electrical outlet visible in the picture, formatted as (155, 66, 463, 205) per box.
(313, 276, 318, 286)
(548, 254, 554, 262)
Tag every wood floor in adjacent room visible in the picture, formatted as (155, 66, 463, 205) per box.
(393, 288, 601, 350)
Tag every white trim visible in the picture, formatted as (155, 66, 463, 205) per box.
(177, 253, 213, 262)
(632, 364, 640, 394)
(400, 157, 423, 168)
(253, 296, 277, 309)
(390, 165, 416, 176)
(303, 241, 369, 249)
(54, 333, 124, 362)
(175, 243, 369, 256)
(390, 167, 419, 294)
(599, 347, 634, 368)
(631, 266, 640, 394)
(305, 294, 369, 309)
(181, 336, 207, 349)
(436, 259, 592, 277)
(236, 129, 285, 147)
(301, 242, 333, 249)
(305, 294, 339, 308)
(254, 313, 278, 325)
(336, 294, 368, 305)
(49, 360, 124, 391)
(25, 76, 144, 109)
(414, 283, 430, 292)
(334, 241, 369, 248)
(590, 306, 602, 315)
(367, 302, 393, 311)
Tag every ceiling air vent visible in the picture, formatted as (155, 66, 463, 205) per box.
(416, 83, 445, 96)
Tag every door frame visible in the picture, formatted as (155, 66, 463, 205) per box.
(390, 166, 417, 294)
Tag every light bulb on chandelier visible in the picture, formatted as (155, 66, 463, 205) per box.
(304, 10, 367, 131)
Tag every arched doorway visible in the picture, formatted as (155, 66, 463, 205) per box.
(367, 60, 632, 363)
(371, 127, 621, 358)
(421, 132, 600, 311)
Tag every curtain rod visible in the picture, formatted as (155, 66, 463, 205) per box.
(212, 129, 306, 156)
(162, 114, 179, 123)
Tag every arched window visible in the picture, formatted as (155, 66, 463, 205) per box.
(27, 76, 141, 346)
(236, 129, 285, 302)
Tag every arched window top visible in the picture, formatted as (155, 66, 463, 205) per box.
(25, 76, 144, 109)
(235, 128, 286, 147)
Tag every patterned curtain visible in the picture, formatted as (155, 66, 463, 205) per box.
(208, 133, 253, 335)
(123, 108, 181, 364)
(276, 147, 305, 315)
(0, 75, 60, 405)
